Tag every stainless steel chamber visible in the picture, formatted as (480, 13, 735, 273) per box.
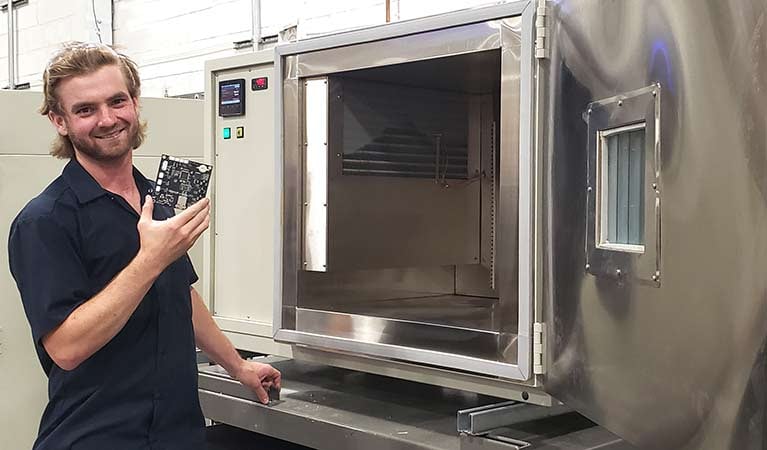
(275, 3, 536, 382)
(266, 1, 767, 449)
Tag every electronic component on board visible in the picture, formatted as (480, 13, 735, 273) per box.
(152, 154, 213, 210)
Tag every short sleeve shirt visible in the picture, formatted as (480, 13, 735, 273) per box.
(8, 159, 206, 450)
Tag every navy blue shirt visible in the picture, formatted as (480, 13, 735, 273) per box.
(8, 159, 205, 450)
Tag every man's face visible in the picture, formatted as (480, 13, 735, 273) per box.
(48, 64, 140, 162)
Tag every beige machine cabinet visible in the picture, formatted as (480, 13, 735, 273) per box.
(203, 51, 291, 357)
(0, 90, 204, 450)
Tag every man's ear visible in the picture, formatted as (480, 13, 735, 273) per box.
(48, 111, 68, 137)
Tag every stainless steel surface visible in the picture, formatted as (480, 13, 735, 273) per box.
(585, 85, 661, 284)
(291, 346, 552, 405)
(544, 1, 767, 449)
(461, 434, 529, 450)
(272, 3, 531, 335)
(302, 295, 499, 329)
(456, 264, 499, 299)
(325, 75, 480, 271)
(294, 296, 509, 362)
(295, 22, 502, 78)
(198, 359, 627, 450)
(457, 401, 571, 436)
(273, 2, 529, 58)
(279, 55, 301, 332)
(278, 5, 536, 383)
(298, 265, 455, 306)
(497, 14, 530, 380)
(275, 328, 527, 380)
(199, 358, 496, 450)
(303, 77, 329, 272)
(461, 421, 636, 450)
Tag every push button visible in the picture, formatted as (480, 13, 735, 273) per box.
(223, 127, 231, 139)
(236, 126, 244, 139)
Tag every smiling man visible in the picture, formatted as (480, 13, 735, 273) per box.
(7, 42, 280, 450)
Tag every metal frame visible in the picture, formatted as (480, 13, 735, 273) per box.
(457, 401, 571, 436)
(596, 122, 647, 254)
(302, 77, 329, 272)
(274, 1, 538, 382)
(585, 84, 661, 285)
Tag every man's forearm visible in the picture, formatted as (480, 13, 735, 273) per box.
(190, 288, 244, 378)
(43, 251, 163, 371)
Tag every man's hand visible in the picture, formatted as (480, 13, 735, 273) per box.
(136, 195, 210, 274)
(234, 360, 282, 404)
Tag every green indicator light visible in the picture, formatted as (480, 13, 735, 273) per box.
(223, 127, 231, 139)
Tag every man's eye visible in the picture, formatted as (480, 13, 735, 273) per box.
(76, 108, 92, 115)
(113, 98, 126, 106)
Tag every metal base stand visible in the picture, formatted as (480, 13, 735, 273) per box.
(199, 357, 635, 450)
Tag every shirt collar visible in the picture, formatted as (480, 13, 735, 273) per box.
(62, 158, 153, 204)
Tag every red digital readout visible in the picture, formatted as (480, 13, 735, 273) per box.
(252, 77, 268, 90)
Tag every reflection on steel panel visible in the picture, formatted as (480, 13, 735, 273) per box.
(546, 0, 767, 449)
(199, 359, 631, 450)
(303, 78, 329, 272)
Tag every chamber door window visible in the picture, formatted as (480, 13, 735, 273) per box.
(585, 84, 661, 285)
(597, 123, 646, 253)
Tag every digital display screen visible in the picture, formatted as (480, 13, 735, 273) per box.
(220, 83, 242, 105)
(252, 77, 268, 91)
(218, 79, 246, 117)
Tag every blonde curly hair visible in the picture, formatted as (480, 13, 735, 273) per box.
(40, 42, 147, 159)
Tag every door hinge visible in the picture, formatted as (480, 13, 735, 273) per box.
(533, 322, 546, 375)
(535, 3, 549, 59)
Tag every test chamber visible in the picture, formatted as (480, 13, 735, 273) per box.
(204, 1, 767, 449)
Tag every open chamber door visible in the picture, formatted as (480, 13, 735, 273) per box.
(275, 2, 538, 382)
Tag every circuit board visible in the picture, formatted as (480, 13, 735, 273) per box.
(152, 154, 213, 210)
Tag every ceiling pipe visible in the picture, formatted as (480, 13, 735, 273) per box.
(251, 0, 261, 51)
(7, 0, 16, 88)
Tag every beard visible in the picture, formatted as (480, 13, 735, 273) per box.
(69, 121, 141, 162)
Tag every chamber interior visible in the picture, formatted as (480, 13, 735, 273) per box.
(298, 49, 520, 366)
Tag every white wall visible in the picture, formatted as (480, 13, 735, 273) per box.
(2, 0, 502, 96)
(0, 0, 111, 89)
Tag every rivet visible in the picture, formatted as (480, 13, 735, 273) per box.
(652, 274, 659, 282)
(587, 108, 593, 115)
(618, 100, 623, 106)
(616, 269, 622, 277)
(587, 186, 593, 192)
(585, 263, 591, 271)
(652, 183, 658, 190)
(652, 90, 657, 97)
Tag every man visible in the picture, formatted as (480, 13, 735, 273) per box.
(7, 42, 280, 450)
